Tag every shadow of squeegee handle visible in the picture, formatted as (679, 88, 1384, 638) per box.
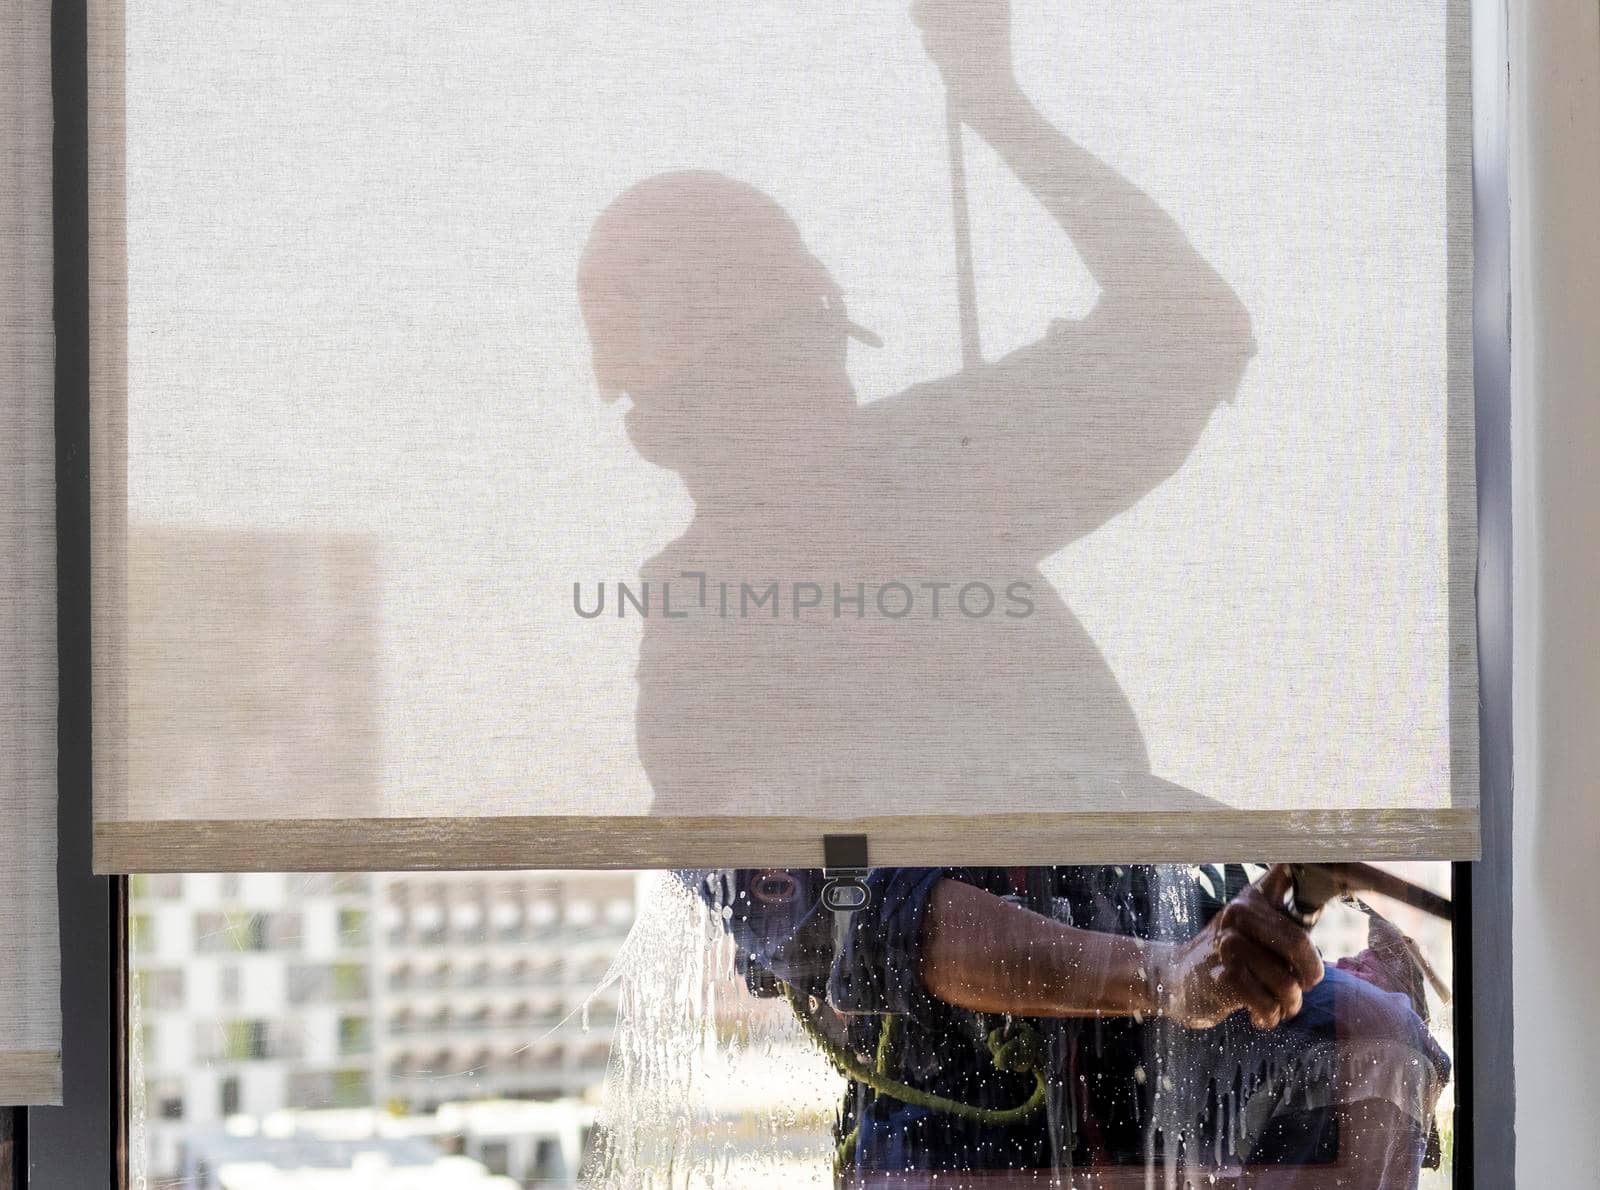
(1274, 862, 1454, 928)
(945, 94, 982, 371)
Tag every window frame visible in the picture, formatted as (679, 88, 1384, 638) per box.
(11, 0, 1515, 1186)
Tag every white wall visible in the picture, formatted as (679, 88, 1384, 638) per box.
(1510, 2, 1600, 1184)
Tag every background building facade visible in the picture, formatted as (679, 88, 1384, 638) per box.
(132, 871, 635, 1183)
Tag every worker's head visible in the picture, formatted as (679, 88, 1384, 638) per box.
(578, 171, 877, 475)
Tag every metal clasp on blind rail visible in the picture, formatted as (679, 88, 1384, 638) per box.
(821, 833, 871, 916)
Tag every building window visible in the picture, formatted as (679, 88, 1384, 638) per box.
(284, 961, 369, 1006)
(332, 961, 368, 1000)
(337, 1016, 372, 1056)
(195, 911, 302, 954)
(332, 1069, 371, 1109)
(218, 964, 240, 1005)
(136, 968, 184, 1011)
(221, 1020, 269, 1062)
(130, 874, 183, 899)
(479, 1140, 510, 1176)
(130, 912, 155, 950)
(337, 907, 369, 948)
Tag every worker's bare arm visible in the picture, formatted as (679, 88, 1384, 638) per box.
(919, 868, 1323, 1030)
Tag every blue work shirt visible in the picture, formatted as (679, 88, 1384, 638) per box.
(699, 865, 1449, 1179)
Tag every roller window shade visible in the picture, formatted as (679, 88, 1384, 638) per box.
(2, 0, 62, 1105)
(91, 0, 1476, 872)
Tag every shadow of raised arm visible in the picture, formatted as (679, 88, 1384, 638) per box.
(896, 2, 1257, 558)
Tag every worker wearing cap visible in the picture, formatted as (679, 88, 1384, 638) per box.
(576, 3, 1255, 823)
(578, 0, 1445, 1183)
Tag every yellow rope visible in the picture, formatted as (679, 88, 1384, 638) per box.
(779, 983, 1049, 1176)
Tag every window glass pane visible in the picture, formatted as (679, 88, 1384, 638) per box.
(129, 865, 1453, 1187)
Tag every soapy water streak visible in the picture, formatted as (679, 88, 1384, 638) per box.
(581, 872, 843, 1188)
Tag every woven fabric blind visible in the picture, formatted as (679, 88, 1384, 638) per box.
(2, 0, 62, 1105)
(92, 0, 1477, 872)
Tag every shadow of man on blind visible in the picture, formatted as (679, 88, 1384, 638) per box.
(577, 2, 1255, 820)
